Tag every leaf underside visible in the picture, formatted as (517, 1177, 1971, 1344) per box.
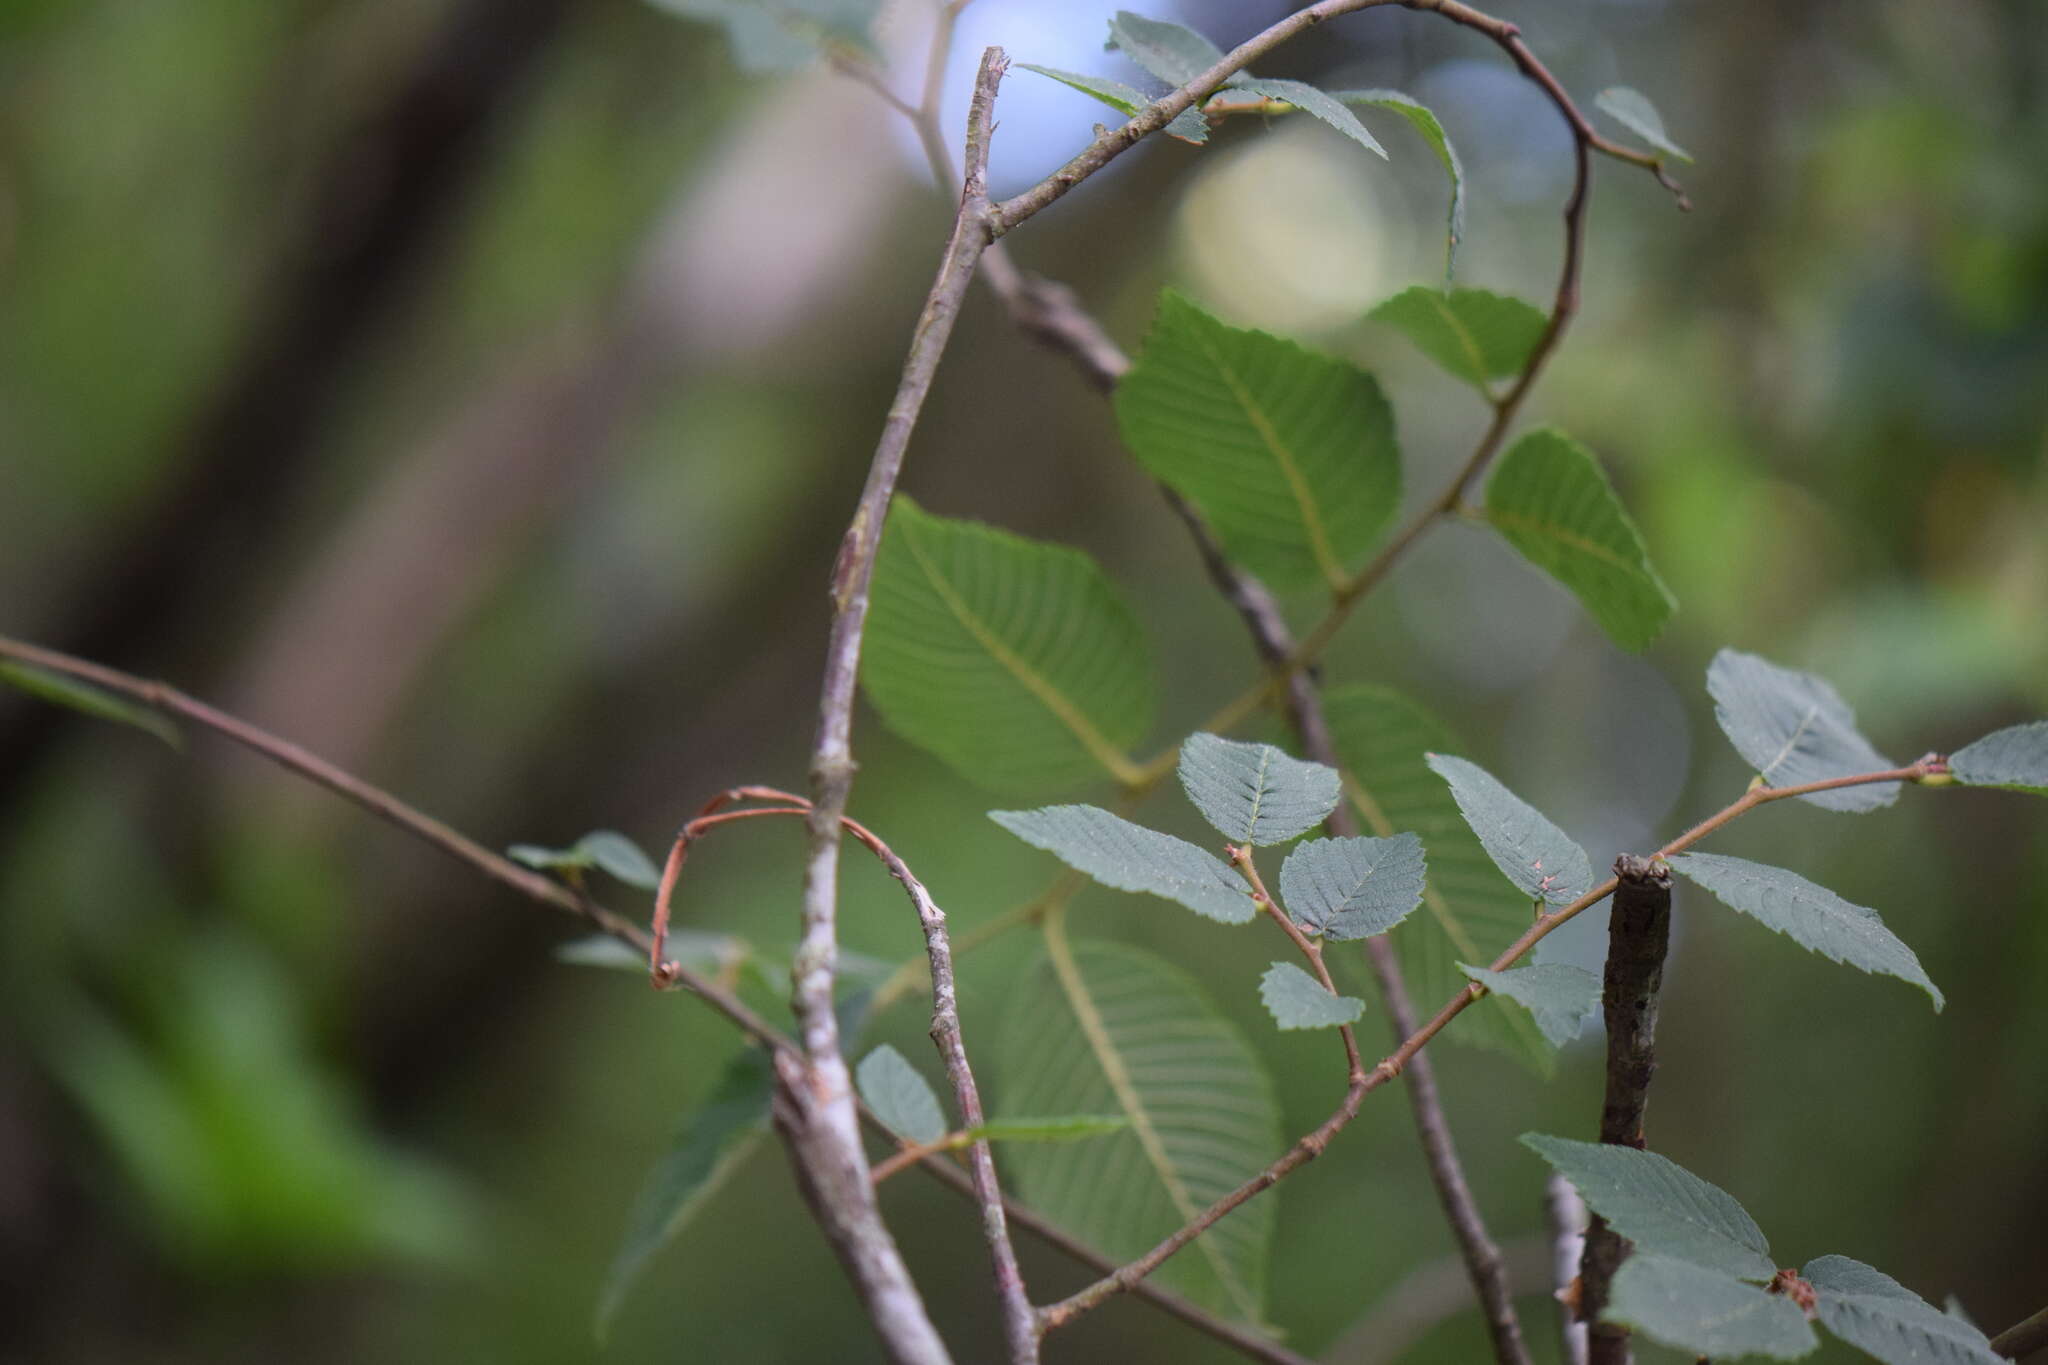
(1425, 752, 1593, 905)
(1804, 1255, 2004, 1365)
(1178, 731, 1341, 846)
(1522, 1133, 1776, 1281)
(1594, 85, 1694, 162)
(989, 805, 1254, 924)
(1706, 649, 1898, 811)
(856, 1044, 947, 1145)
(1334, 91, 1464, 278)
(999, 938, 1280, 1321)
(1258, 961, 1365, 1029)
(1279, 833, 1426, 940)
(1949, 719, 2048, 793)
(1605, 1254, 1818, 1360)
(1459, 963, 1600, 1049)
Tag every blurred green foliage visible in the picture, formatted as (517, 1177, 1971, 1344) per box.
(1, 0, 2043, 1362)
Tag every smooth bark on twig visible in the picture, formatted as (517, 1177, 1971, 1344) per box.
(1580, 855, 1674, 1365)
(788, 48, 1006, 1365)
(1992, 1302, 2048, 1360)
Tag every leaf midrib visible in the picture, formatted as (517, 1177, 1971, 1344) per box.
(901, 526, 1144, 788)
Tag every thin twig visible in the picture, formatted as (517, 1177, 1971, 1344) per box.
(1035, 763, 1936, 1329)
(1581, 855, 1674, 1364)
(1992, 1303, 2048, 1360)
(788, 46, 1005, 1365)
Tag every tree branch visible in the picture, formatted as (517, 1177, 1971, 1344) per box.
(788, 46, 1006, 1365)
(1993, 1303, 2048, 1360)
(1580, 855, 1674, 1364)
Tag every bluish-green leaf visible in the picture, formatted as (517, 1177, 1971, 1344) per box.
(856, 1044, 947, 1144)
(1707, 649, 1898, 812)
(1804, 1255, 2003, 1365)
(1279, 834, 1425, 940)
(1105, 10, 1229, 88)
(989, 805, 1254, 923)
(1595, 86, 1693, 163)
(1484, 429, 1675, 650)
(1116, 291, 1402, 589)
(1368, 286, 1546, 389)
(1178, 732, 1340, 846)
(510, 830, 663, 890)
(864, 498, 1155, 794)
(1522, 1134, 1776, 1281)
(597, 1048, 772, 1339)
(1235, 78, 1387, 159)
(0, 661, 182, 748)
(1326, 686, 1551, 1068)
(1018, 62, 1208, 144)
(646, 0, 880, 73)
(966, 1115, 1128, 1143)
(1000, 939, 1280, 1321)
(1605, 1254, 1819, 1360)
(1949, 720, 2048, 794)
(1672, 853, 1943, 1010)
(555, 930, 743, 976)
(1334, 91, 1465, 278)
(1426, 753, 1592, 905)
(1259, 961, 1365, 1030)
(1459, 963, 1600, 1048)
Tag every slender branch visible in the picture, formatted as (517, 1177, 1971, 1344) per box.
(1993, 1303, 2048, 1360)
(1581, 855, 1674, 1365)
(786, 47, 1005, 1365)
(1037, 762, 1936, 1329)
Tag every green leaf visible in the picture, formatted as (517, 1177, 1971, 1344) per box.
(1484, 428, 1676, 650)
(1335, 92, 1465, 279)
(1672, 853, 1943, 1010)
(1605, 1254, 1819, 1360)
(1178, 732, 1341, 845)
(597, 1048, 772, 1339)
(1367, 286, 1546, 389)
(555, 930, 744, 975)
(856, 1044, 947, 1145)
(1105, 9, 1228, 88)
(1325, 686, 1552, 1068)
(1804, 1256, 2003, 1365)
(864, 498, 1155, 794)
(1000, 938, 1280, 1321)
(1116, 290, 1403, 590)
(1522, 1134, 1776, 1281)
(1017, 62, 1208, 144)
(966, 1115, 1128, 1143)
(1595, 86, 1694, 163)
(989, 806, 1254, 924)
(1459, 963, 1600, 1049)
(1279, 834, 1425, 940)
(1425, 752, 1592, 905)
(1259, 961, 1365, 1030)
(1949, 720, 2048, 793)
(646, 0, 879, 73)
(1235, 78, 1387, 159)
(509, 830, 663, 890)
(1708, 649, 1900, 812)
(0, 661, 182, 748)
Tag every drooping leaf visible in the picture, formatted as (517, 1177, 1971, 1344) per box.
(1334, 91, 1465, 278)
(864, 498, 1155, 794)
(856, 1045, 947, 1145)
(597, 1047, 773, 1339)
(1017, 62, 1208, 143)
(1425, 753, 1593, 905)
(1804, 1255, 2003, 1365)
(1367, 286, 1546, 389)
(1259, 961, 1365, 1030)
(1521, 1134, 1776, 1280)
(510, 830, 664, 890)
(966, 1115, 1128, 1143)
(1325, 686, 1551, 1068)
(989, 806, 1254, 924)
(1104, 9, 1231, 88)
(0, 661, 182, 748)
(1459, 963, 1600, 1049)
(646, 0, 880, 73)
(1707, 650, 1899, 812)
(1178, 732, 1341, 845)
(1234, 78, 1387, 159)
(1949, 720, 2048, 794)
(1594, 86, 1694, 163)
(1000, 938, 1280, 1321)
(1672, 853, 1943, 1010)
(1279, 834, 1426, 940)
(1484, 429, 1676, 651)
(1116, 291, 1402, 590)
(1605, 1254, 1819, 1360)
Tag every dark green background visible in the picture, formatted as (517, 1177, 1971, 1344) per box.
(2, 0, 2043, 1360)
